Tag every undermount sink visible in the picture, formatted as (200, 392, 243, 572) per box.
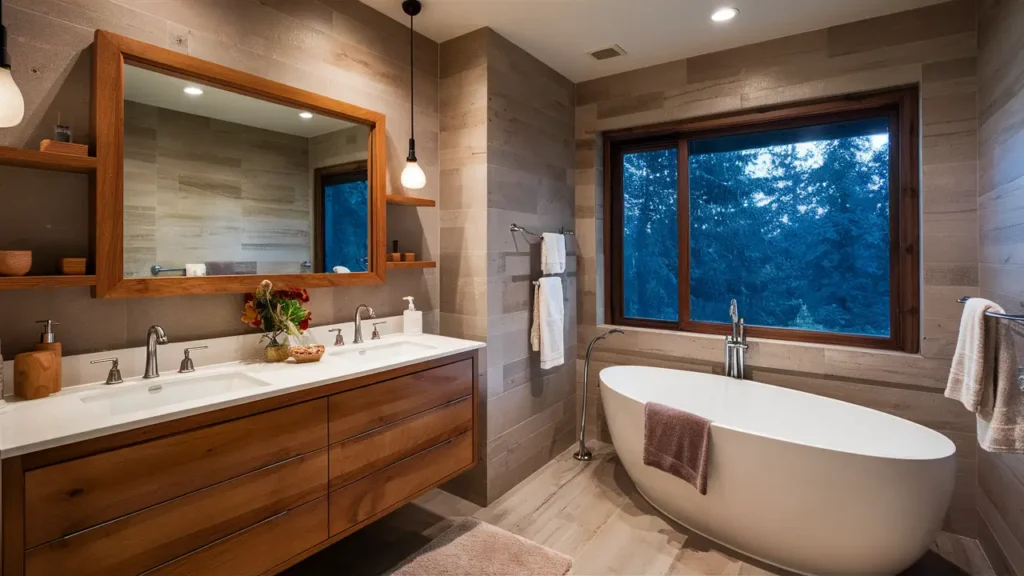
(80, 372, 269, 415)
(328, 339, 437, 363)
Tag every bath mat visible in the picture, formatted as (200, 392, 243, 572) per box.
(389, 518, 572, 576)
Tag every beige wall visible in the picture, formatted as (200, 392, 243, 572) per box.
(977, 0, 1024, 573)
(439, 28, 577, 505)
(0, 0, 439, 358)
(574, 0, 980, 537)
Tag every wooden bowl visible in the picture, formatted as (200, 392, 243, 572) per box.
(0, 251, 31, 276)
(290, 344, 325, 364)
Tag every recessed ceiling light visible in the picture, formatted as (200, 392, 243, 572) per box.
(711, 7, 739, 22)
(299, 112, 314, 119)
(183, 86, 204, 96)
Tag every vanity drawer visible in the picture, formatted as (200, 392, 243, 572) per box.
(25, 398, 328, 548)
(329, 358, 473, 442)
(25, 449, 328, 576)
(329, 396, 473, 490)
(329, 431, 473, 536)
(144, 497, 329, 576)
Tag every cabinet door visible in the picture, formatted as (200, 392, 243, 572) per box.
(26, 450, 328, 576)
(329, 359, 473, 442)
(144, 497, 329, 576)
(329, 432, 473, 536)
(330, 397, 472, 490)
(25, 399, 328, 548)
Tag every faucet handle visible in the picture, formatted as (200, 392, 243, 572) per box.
(371, 322, 385, 340)
(328, 328, 345, 346)
(91, 357, 123, 385)
(179, 346, 208, 373)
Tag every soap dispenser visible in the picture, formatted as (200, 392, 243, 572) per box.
(34, 320, 62, 393)
(403, 296, 422, 336)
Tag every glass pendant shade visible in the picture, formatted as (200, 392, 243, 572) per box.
(0, 67, 23, 128)
(401, 159, 426, 189)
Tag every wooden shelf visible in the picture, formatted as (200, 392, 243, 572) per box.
(386, 261, 437, 270)
(386, 195, 435, 207)
(0, 275, 96, 291)
(0, 147, 97, 174)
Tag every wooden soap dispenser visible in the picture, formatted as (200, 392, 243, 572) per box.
(14, 320, 62, 401)
(33, 320, 62, 393)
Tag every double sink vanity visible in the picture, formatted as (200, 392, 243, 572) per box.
(0, 333, 483, 576)
(0, 24, 477, 575)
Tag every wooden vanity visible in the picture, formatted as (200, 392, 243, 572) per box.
(1, 350, 478, 576)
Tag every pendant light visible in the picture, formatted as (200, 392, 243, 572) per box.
(400, 0, 426, 189)
(0, 0, 25, 128)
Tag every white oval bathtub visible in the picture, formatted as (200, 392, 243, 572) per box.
(600, 366, 956, 576)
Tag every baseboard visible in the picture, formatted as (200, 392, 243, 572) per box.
(978, 491, 1024, 576)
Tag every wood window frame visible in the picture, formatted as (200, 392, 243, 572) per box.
(313, 161, 369, 273)
(604, 87, 920, 353)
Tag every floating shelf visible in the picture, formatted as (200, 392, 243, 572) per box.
(386, 195, 435, 207)
(0, 147, 97, 174)
(0, 275, 97, 291)
(386, 261, 436, 270)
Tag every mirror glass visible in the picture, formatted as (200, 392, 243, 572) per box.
(121, 63, 372, 278)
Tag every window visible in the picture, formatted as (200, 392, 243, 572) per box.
(606, 89, 919, 352)
(314, 161, 369, 273)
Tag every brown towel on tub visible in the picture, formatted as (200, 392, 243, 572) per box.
(643, 402, 711, 495)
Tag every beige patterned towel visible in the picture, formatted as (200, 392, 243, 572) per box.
(946, 298, 1024, 453)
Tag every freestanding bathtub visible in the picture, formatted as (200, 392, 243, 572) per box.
(600, 365, 956, 576)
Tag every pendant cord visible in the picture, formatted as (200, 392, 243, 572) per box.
(409, 11, 415, 142)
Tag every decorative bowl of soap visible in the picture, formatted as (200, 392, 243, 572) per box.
(290, 344, 325, 364)
(0, 251, 31, 276)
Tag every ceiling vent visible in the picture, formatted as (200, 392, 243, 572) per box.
(588, 45, 626, 61)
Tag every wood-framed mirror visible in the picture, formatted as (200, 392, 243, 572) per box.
(93, 31, 387, 298)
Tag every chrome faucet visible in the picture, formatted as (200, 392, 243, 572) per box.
(144, 325, 168, 379)
(353, 305, 375, 344)
(725, 300, 747, 380)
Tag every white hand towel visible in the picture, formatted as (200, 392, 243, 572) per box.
(541, 233, 566, 274)
(946, 298, 1024, 453)
(530, 282, 541, 353)
(185, 263, 207, 277)
(535, 277, 564, 370)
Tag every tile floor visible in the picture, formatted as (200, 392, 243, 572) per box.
(287, 442, 995, 576)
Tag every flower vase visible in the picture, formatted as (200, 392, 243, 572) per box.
(264, 338, 290, 363)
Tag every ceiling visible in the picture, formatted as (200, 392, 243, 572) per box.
(123, 65, 358, 138)
(361, 0, 949, 82)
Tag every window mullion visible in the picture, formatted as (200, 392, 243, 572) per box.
(677, 139, 690, 331)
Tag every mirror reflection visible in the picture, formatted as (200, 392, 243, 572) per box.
(121, 63, 371, 278)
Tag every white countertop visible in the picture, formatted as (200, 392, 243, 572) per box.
(0, 334, 484, 459)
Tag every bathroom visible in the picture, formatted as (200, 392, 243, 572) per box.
(0, 0, 1019, 574)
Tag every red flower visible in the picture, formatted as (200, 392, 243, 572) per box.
(298, 317, 310, 331)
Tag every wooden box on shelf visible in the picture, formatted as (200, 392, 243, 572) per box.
(40, 140, 89, 157)
(60, 258, 88, 275)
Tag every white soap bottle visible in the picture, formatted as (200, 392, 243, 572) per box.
(403, 296, 422, 336)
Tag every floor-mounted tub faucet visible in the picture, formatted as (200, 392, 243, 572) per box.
(575, 328, 626, 461)
(725, 300, 747, 380)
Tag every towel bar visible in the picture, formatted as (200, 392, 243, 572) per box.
(509, 223, 574, 237)
(151, 264, 186, 276)
(958, 297, 1024, 322)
